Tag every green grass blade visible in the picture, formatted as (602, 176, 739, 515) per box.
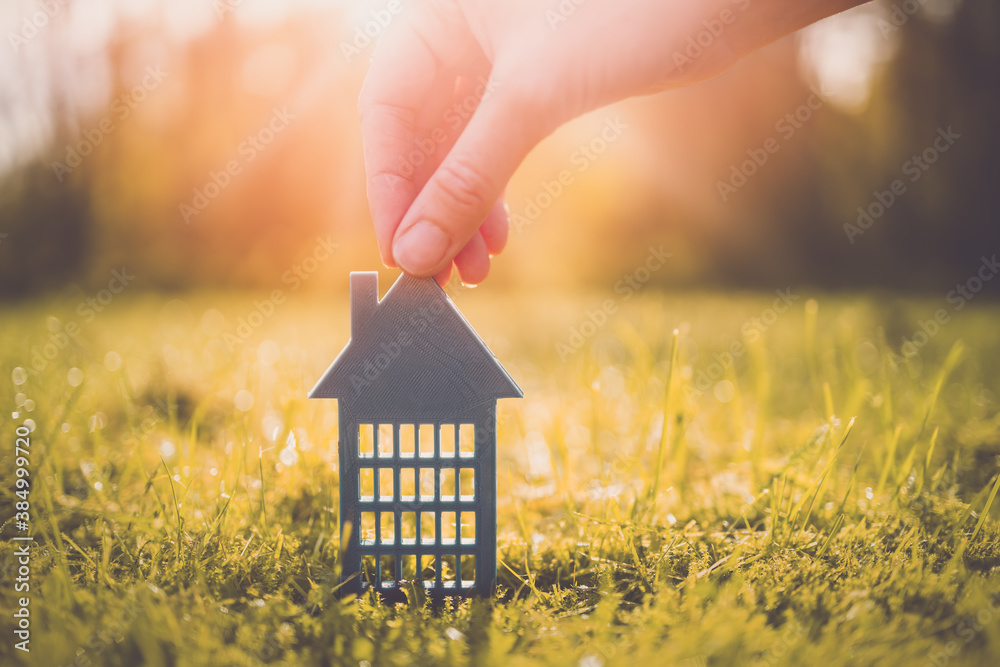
(970, 472, 1000, 543)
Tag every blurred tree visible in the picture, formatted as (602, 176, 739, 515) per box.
(1, 0, 998, 297)
(0, 159, 92, 299)
(791, 0, 1000, 289)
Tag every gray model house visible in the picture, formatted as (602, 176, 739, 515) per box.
(309, 272, 521, 600)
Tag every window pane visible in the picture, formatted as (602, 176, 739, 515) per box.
(359, 424, 374, 458)
(420, 512, 436, 544)
(360, 511, 376, 545)
(460, 468, 475, 500)
(419, 468, 435, 501)
(439, 424, 456, 458)
(401, 554, 417, 581)
(378, 424, 394, 458)
(460, 511, 476, 544)
(419, 424, 435, 457)
(399, 424, 415, 458)
(380, 511, 395, 544)
(399, 468, 416, 500)
(441, 511, 457, 545)
(379, 468, 393, 501)
(440, 469, 456, 501)
(401, 511, 416, 544)
(459, 424, 475, 457)
(421, 555, 436, 585)
(460, 555, 476, 586)
(361, 555, 376, 585)
(441, 554, 457, 586)
(359, 468, 374, 501)
(380, 555, 395, 586)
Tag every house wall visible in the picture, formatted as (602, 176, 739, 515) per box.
(337, 407, 362, 595)
(337, 400, 497, 599)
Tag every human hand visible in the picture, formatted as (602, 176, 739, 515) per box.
(359, 0, 868, 284)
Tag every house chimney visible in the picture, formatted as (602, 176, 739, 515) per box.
(350, 272, 378, 338)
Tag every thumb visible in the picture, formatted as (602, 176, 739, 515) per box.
(391, 80, 545, 277)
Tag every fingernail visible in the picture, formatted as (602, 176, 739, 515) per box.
(393, 221, 450, 274)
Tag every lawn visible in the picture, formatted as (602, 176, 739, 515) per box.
(2, 286, 1000, 666)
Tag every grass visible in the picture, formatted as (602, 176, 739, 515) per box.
(2, 286, 1000, 666)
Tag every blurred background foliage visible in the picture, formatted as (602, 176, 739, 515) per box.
(0, 0, 997, 299)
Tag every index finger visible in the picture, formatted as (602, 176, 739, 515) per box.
(358, 19, 438, 267)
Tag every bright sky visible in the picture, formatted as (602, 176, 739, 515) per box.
(0, 0, 360, 175)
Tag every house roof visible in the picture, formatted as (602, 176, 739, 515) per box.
(309, 272, 522, 418)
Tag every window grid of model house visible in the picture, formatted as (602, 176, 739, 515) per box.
(355, 421, 480, 591)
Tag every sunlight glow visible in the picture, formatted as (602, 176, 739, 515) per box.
(797, 3, 899, 112)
